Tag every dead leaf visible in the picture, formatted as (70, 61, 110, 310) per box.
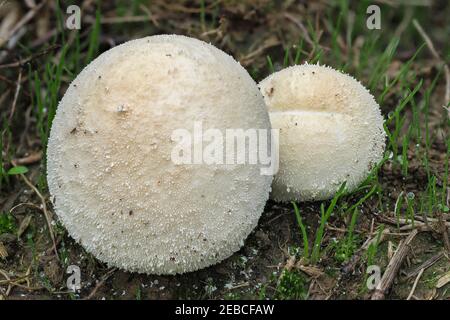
(388, 241, 394, 260)
(436, 271, 450, 289)
(284, 255, 296, 271)
(17, 214, 32, 238)
(0, 1, 21, 46)
(296, 264, 324, 278)
(0, 241, 7, 259)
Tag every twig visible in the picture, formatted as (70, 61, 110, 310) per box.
(0, 44, 60, 69)
(407, 268, 424, 300)
(283, 13, 314, 47)
(403, 251, 444, 279)
(378, 215, 450, 231)
(85, 15, 156, 25)
(0, 73, 30, 98)
(0, 269, 12, 296)
(11, 160, 58, 260)
(13, 151, 42, 165)
(25, 266, 31, 288)
(327, 225, 410, 236)
(0, 275, 30, 285)
(371, 229, 419, 300)
(414, 213, 450, 222)
(9, 202, 42, 213)
(394, 6, 413, 38)
(156, 1, 221, 14)
(139, 4, 160, 27)
(8, 68, 21, 123)
(0, 74, 18, 87)
(226, 282, 249, 290)
(265, 212, 290, 225)
(413, 19, 450, 115)
(239, 37, 281, 67)
(84, 268, 116, 300)
(399, 222, 450, 232)
(1, 273, 44, 291)
(0, 0, 47, 48)
(412, 19, 439, 63)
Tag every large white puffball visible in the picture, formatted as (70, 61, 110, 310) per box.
(258, 64, 385, 202)
(47, 35, 272, 274)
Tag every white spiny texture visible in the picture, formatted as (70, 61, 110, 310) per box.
(258, 64, 385, 202)
(47, 35, 272, 274)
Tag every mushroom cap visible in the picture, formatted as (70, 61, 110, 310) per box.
(258, 64, 385, 202)
(47, 35, 272, 274)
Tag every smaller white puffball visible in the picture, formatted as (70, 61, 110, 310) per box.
(258, 64, 386, 202)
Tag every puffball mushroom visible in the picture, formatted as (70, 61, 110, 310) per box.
(258, 64, 385, 202)
(47, 35, 272, 274)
